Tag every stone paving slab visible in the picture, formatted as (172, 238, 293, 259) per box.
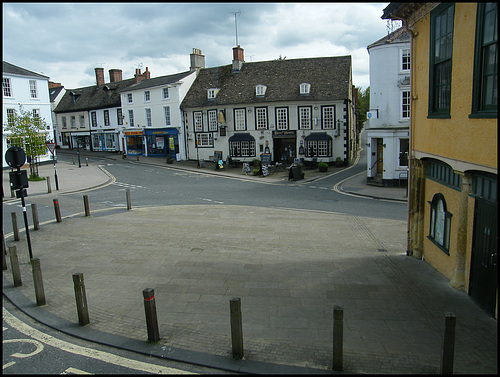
(3, 204, 497, 373)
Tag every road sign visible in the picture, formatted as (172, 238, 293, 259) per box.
(46, 142, 56, 155)
(5, 146, 26, 168)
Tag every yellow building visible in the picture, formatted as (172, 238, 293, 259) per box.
(383, 3, 497, 318)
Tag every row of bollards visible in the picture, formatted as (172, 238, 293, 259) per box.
(9, 190, 132, 239)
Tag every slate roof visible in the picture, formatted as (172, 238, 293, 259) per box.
(49, 86, 64, 102)
(3, 61, 49, 80)
(180, 55, 352, 109)
(367, 27, 410, 49)
(54, 78, 136, 113)
(117, 70, 193, 92)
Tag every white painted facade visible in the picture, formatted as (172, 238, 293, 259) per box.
(119, 71, 197, 160)
(365, 28, 410, 185)
(3, 62, 53, 167)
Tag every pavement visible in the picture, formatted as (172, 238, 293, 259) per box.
(2, 150, 497, 374)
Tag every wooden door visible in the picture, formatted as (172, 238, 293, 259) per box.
(469, 198, 498, 317)
(377, 139, 384, 174)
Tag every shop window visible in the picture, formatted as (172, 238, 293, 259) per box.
(428, 193, 452, 254)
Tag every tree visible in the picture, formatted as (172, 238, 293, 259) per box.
(356, 86, 370, 131)
(4, 104, 49, 179)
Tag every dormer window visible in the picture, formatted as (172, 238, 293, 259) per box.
(300, 83, 311, 95)
(207, 88, 218, 99)
(256, 84, 267, 96)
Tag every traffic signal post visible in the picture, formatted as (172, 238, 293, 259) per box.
(5, 146, 34, 260)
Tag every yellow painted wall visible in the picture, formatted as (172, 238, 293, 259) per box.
(411, 3, 497, 169)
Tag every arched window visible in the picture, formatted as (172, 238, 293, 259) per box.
(428, 193, 452, 253)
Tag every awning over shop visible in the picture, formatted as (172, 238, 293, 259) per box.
(228, 133, 255, 142)
(304, 132, 332, 141)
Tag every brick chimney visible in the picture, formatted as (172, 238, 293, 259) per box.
(190, 48, 205, 73)
(49, 81, 62, 88)
(95, 67, 105, 86)
(134, 67, 150, 83)
(232, 45, 244, 72)
(109, 69, 122, 82)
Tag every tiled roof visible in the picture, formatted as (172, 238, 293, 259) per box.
(3, 61, 49, 80)
(118, 70, 193, 92)
(181, 55, 352, 109)
(54, 78, 136, 113)
(49, 86, 64, 102)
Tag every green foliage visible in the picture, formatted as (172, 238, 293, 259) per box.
(4, 104, 49, 178)
(318, 162, 328, 168)
(356, 86, 370, 131)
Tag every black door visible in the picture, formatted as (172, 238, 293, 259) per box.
(274, 138, 296, 165)
(469, 198, 498, 317)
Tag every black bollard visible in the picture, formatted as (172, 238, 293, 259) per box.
(230, 297, 244, 359)
(333, 306, 344, 371)
(72, 273, 90, 325)
(53, 199, 62, 222)
(440, 313, 456, 374)
(83, 195, 90, 217)
(9, 246, 22, 287)
(143, 288, 160, 342)
(126, 189, 132, 210)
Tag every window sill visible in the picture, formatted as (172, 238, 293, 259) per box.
(427, 236, 450, 255)
(469, 112, 497, 119)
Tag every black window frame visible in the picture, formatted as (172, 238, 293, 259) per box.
(427, 193, 452, 254)
(470, 2, 498, 118)
(428, 3, 455, 119)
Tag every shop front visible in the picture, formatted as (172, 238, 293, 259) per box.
(92, 131, 119, 151)
(70, 131, 92, 150)
(144, 128, 179, 158)
(124, 130, 144, 156)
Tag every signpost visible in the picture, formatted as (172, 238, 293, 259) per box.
(46, 142, 59, 190)
(5, 146, 33, 260)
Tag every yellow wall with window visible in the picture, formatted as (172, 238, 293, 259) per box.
(411, 3, 497, 169)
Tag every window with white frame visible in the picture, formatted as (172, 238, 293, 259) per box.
(196, 133, 213, 147)
(255, 107, 268, 129)
(128, 110, 134, 127)
(29, 80, 38, 98)
(145, 108, 152, 127)
(104, 110, 110, 126)
(32, 109, 41, 126)
(276, 107, 288, 130)
(322, 106, 335, 129)
(144, 90, 151, 102)
(62, 116, 67, 129)
(298, 107, 312, 129)
(80, 115, 85, 129)
(127, 93, 133, 103)
(71, 116, 76, 129)
(317, 139, 329, 156)
(193, 111, 203, 132)
(208, 109, 218, 131)
(300, 83, 311, 94)
(3, 78, 12, 97)
(230, 140, 256, 157)
(305, 139, 331, 157)
(91, 112, 97, 127)
(207, 88, 217, 99)
(402, 48, 411, 71)
(117, 108, 123, 125)
(234, 108, 246, 131)
(6, 108, 15, 127)
(162, 87, 169, 99)
(402, 91, 411, 119)
(255, 85, 267, 96)
(163, 106, 171, 126)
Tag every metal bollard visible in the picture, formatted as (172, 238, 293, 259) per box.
(72, 155, 75, 165)
(333, 306, 344, 371)
(11, 212, 20, 241)
(230, 297, 244, 359)
(143, 288, 160, 342)
(46, 176, 52, 193)
(126, 189, 132, 210)
(440, 313, 456, 374)
(83, 195, 90, 216)
(72, 273, 90, 326)
(31, 258, 46, 306)
(85, 157, 88, 166)
(9, 246, 22, 287)
(53, 199, 62, 222)
(31, 203, 40, 230)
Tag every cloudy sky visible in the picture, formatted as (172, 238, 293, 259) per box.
(3, 3, 399, 91)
